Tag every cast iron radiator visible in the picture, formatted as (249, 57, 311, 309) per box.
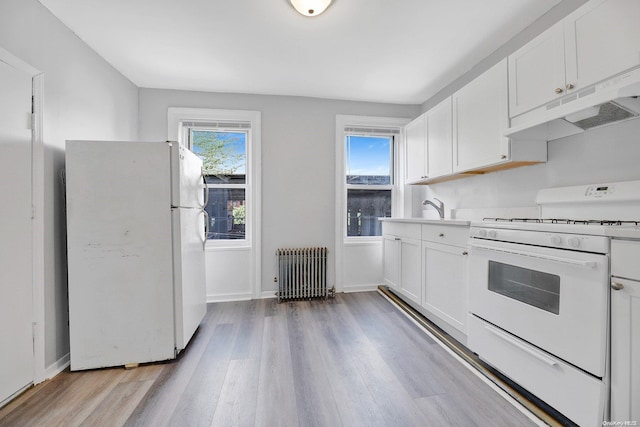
(276, 247, 328, 302)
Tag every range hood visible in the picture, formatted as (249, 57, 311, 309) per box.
(505, 67, 640, 141)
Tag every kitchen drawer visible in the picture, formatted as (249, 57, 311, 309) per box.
(382, 222, 421, 239)
(467, 315, 605, 427)
(612, 239, 640, 280)
(421, 223, 469, 246)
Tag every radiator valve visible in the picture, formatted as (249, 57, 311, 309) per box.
(328, 286, 336, 299)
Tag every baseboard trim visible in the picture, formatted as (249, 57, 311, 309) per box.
(45, 353, 70, 380)
(207, 292, 253, 303)
(342, 284, 380, 293)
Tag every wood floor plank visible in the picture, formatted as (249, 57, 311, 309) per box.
(80, 379, 155, 427)
(0, 292, 542, 427)
(167, 323, 235, 427)
(231, 299, 265, 360)
(255, 314, 299, 427)
(123, 305, 219, 427)
(286, 301, 342, 427)
(210, 358, 260, 427)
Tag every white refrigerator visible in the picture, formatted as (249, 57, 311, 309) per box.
(65, 140, 207, 371)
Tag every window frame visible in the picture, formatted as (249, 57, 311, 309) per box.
(168, 108, 261, 250)
(189, 127, 249, 242)
(344, 133, 395, 239)
(336, 115, 409, 244)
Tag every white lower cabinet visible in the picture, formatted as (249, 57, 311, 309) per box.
(421, 224, 469, 339)
(422, 241, 467, 334)
(610, 239, 640, 422)
(382, 222, 422, 304)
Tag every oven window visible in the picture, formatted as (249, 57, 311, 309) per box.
(488, 261, 560, 314)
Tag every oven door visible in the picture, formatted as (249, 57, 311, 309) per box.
(468, 239, 609, 377)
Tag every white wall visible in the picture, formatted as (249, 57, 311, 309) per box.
(0, 0, 139, 371)
(139, 89, 418, 297)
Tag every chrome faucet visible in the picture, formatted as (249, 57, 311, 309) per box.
(422, 197, 445, 219)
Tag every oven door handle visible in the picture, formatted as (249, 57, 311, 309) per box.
(470, 243, 598, 269)
(484, 324, 558, 367)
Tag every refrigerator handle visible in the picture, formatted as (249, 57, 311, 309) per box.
(201, 168, 209, 210)
(202, 209, 209, 250)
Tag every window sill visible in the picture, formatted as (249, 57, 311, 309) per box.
(344, 237, 383, 246)
(205, 241, 252, 252)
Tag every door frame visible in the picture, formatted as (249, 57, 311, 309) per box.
(0, 47, 46, 384)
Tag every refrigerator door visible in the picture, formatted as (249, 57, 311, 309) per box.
(171, 143, 204, 209)
(66, 140, 176, 370)
(172, 206, 207, 351)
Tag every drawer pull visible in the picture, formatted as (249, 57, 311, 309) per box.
(611, 282, 624, 291)
(439, 233, 445, 238)
(462, 251, 468, 256)
(484, 324, 557, 367)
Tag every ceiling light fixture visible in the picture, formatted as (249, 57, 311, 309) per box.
(290, 0, 332, 17)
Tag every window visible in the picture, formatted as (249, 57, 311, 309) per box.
(169, 109, 259, 247)
(189, 129, 247, 240)
(344, 132, 395, 237)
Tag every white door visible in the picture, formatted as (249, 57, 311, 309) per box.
(404, 114, 426, 183)
(0, 59, 34, 404)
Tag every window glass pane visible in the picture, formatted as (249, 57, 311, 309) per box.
(488, 261, 560, 314)
(345, 135, 391, 185)
(346, 189, 391, 236)
(204, 188, 246, 240)
(192, 130, 246, 184)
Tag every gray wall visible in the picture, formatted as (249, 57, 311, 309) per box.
(139, 89, 419, 292)
(0, 0, 139, 369)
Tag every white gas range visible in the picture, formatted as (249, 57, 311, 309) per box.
(466, 180, 640, 427)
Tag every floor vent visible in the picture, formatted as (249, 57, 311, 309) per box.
(276, 247, 327, 302)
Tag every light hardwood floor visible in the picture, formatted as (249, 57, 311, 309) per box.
(0, 291, 536, 427)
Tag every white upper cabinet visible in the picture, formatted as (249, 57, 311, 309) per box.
(426, 97, 453, 179)
(404, 114, 427, 183)
(453, 59, 510, 173)
(565, 0, 640, 91)
(508, 22, 566, 117)
(509, 0, 640, 118)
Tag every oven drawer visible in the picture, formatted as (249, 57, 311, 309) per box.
(468, 315, 605, 427)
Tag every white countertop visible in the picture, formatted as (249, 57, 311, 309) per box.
(606, 227, 640, 239)
(379, 217, 471, 226)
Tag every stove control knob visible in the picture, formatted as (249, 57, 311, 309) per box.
(487, 230, 497, 238)
(568, 237, 581, 248)
(478, 229, 487, 237)
(550, 235, 562, 246)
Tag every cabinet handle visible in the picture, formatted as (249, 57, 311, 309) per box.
(611, 282, 625, 291)
(439, 233, 445, 238)
(394, 237, 401, 241)
(554, 87, 564, 94)
(462, 251, 468, 256)
(566, 83, 574, 90)
(500, 154, 507, 159)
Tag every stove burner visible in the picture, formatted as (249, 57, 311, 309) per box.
(483, 217, 640, 226)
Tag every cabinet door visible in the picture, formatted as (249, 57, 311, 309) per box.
(382, 234, 400, 290)
(610, 277, 640, 422)
(565, 0, 640, 92)
(404, 114, 427, 183)
(453, 59, 510, 173)
(426, 97, 453, 178)
(508, 22, 566, 117)
(422, 242, 468, 333)
(399, 237, 421, 304)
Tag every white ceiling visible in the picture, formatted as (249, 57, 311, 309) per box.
(39, 0, 562, 104)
